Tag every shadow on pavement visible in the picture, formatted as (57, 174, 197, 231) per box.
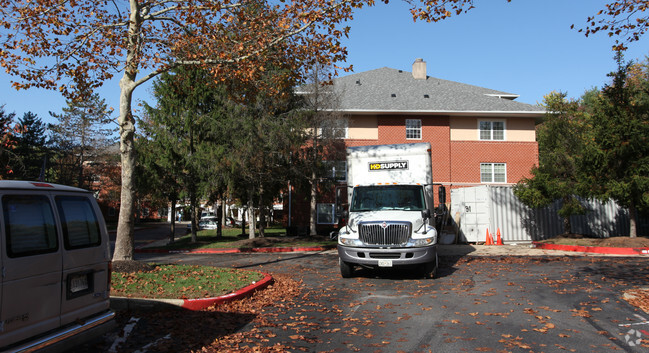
(70, 305, 256, 352)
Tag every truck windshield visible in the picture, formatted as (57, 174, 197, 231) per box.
(350, 185, 425, 212)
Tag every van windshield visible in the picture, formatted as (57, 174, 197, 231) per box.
(350, 185, 425, 212)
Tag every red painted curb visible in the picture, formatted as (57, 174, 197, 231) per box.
(135, 245, 335, 254)
(180, 271, 274, 311)
(533, 242, 649, 255)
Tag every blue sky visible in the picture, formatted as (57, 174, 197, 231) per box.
(1, 0, 648, 125)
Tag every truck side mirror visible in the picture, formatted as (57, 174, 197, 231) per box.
(421, 209, 431, 221)
(438, 186, 446, 205)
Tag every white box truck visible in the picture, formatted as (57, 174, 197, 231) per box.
(336, 143, 439, 278)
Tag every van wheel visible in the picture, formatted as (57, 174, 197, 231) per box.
(340, 259, 354, 278)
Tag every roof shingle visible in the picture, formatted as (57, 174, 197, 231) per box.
(324, 67, 545, 116)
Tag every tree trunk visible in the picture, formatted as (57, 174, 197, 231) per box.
(258, 184, 265, 237)
(309, 170, 317, 236)
(562, 216, 572, 235)
(216, 199, 222, 239)
(111, 0, 142, 262)
(560, 196, 573, 235)
(248, 189, 256, 239)
(112, 74, 137, 261)
(169, 198, 177, 244)
(241, 209, 246, 236)
(190, 190, 197, 243)
(629, 201, 637, 238)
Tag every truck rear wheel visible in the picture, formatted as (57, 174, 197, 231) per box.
(339, 259, 354, 278)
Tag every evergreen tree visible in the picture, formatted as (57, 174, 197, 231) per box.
(223, 63, 307, 238)
(514, 92, 589, 234)
(580, 55, 649, 237)
(0, 106, 19, 179)
(48, 94, 116, 189)
(142, 67, 231, 242)
(13, 112, 48, 180)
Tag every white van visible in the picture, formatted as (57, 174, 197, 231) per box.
(0, 181, 114, 352)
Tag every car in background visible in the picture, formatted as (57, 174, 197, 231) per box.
(200, 211, 215, 219)
(198, 216, 218, 230)
(226, 216, 245, 227)
(186, 216, 219, 233)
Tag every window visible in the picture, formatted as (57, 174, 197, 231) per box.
(317, 203, 335, 224)
(479, 120, 505, 140)
(3, 195, 58, 257)
(406, 119, 422, 139)
(323, 161, 346, 181)
(350, 185, 426, 212)
(320, 118, 348, 139)
(481, 163, 507, 183)
(56, 196, 101, 249)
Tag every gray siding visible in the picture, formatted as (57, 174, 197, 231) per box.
(450, 185, 646, 243)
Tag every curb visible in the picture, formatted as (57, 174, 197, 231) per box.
(135, 245, 336, 254)
(111, 271, 274, 311)
(532, 242, 649, 255)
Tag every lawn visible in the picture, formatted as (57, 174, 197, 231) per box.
(156, 226, 337, 250)
(111, 264, 264, 299)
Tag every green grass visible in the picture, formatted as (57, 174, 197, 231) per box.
(158, 226, 336, 250)
(111, 264, 264, 299)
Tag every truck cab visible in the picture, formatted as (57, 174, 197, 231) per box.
(336, 143, 439, 278)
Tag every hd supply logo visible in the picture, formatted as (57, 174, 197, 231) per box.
(368, 161, 408, 171)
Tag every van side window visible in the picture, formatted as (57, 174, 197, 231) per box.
(3, 195, 58, 257)
(55, 196, 101, 249)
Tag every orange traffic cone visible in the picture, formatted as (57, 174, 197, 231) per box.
(496, 228, 503, 246)
(485, 228, 494, 245)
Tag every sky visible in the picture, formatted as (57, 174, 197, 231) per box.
(1, 0, 648, 126)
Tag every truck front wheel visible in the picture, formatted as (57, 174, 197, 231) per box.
(339, 259, 354, 278)
(421, 254, 438, 279)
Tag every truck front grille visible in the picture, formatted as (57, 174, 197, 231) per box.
(359, 222, 411, 246)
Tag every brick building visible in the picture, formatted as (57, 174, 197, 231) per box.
(287, 58, 546, 234)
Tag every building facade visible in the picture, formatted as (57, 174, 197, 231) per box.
(287, 59, 546, 234)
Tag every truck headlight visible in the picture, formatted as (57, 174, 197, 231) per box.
(412, 238, 435, 246)
(410, 226, 437, 246)
(338, 227, 361, 246)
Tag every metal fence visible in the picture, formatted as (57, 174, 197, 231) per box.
(450, 185, 648, 243)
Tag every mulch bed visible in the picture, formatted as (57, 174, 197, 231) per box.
(539, 234, 649, 248)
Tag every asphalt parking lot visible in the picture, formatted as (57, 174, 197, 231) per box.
(81, 245, 649, 353)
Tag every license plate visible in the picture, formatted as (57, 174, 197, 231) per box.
(378, 259, 393, 267)
(70, 274, 89, 293)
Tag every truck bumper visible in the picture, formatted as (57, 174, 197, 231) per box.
(337, 244, 437, 267)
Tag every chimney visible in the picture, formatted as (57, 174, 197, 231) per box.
(412, 58, 427, 80)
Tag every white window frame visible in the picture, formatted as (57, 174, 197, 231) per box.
(319, 118, 348, 139)
(316, 203, 335, 224)
(323, 161, 346, 181)
(406, 119, 422, 140)
(480, 163, 507, 183)
(478, 120, 506, 141)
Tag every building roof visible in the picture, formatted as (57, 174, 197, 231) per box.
(319, 66, 545, 118)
